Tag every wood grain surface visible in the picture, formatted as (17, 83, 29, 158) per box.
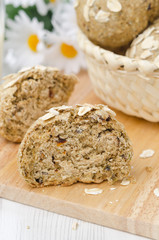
(0, 71, 159, 239)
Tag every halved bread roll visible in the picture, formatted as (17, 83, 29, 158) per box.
(18, 104, 133, 187)
(0, 66, 77, 142)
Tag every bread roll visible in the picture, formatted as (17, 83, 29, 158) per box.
(18, 104, 133, 187)
(75, 0, 159, 51)
(0, 66, 77, 142)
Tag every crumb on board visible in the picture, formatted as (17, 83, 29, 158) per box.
(121, 179, 130, 186)
(84, 188, 103, 195)
(154, 188, 159, 197)
(139, 149, 155, 158)
(110, 187, 116, 191)
(131, 176, 137, 184)
(72, 222, 78, 230)
(145, 166, 153, 172)
(109, 201, 113, 204)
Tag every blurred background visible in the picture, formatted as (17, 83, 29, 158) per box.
(0, 0, 86, 77)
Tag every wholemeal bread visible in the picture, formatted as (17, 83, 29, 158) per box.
(0, 66, 77, 142)
(75, 0, 159, 51)
(18, 104, 133, 187)
(126, 19, 159, 65)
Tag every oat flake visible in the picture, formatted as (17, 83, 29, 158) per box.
(3, 79, 18, 89)
(143, 27, 155, 39)
(84, 188, 103, 195)
(154, 55, 159, 68)
(139, 149, 155, 158)
(40, 109, 59, 121)
(132, 34, 144, 46)
(87, 0, 96, 7)
(78, 106, 92, 116)
(128, 46, 136, 58)
(19, 65, 46, 73)
(35, 65, 48, 71)
(89, 8, 96, 17)
(54, 105, 72, 111)
(103, 106, 116, 116)
(140, 50, 153, 59)
(19, 66, 33, 73)
(141, 36, 159, 50)
(72, 222, 78, 230)
(95, 10, 110, 23)
(83, 5, 89, 22)
(83, 0, 96, 22)
(154, 188, 159, 197)
(107, 0, 122, 13)
(151, 41, 159, 51)
(121, 179, 130, 186)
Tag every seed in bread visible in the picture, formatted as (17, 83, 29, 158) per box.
(0, 66, 77, 142)
(75, 0, 159, 51)
(126, 19, 159, 67)
(18, 104, 133, 187)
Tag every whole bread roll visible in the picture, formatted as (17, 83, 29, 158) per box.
(126, 19, 159, 67)
(75, 0, 159, 51)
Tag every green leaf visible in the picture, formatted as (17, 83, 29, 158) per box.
(6, 4, 22, 20)
(44, 0, 50, 4)
(6, 4, 53, 31)
(63, 0, 71, 2)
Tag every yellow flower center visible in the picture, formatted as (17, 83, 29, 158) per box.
(60, 43, 78, 58)
(28, 34, 39, 52)
(50, 0, 56, 2)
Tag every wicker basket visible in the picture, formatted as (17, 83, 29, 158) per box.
(78, 30, 159, 122)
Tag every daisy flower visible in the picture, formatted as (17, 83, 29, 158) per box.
(36, 0, 60, 16)
(53, 1, 77, 37)
(5, 0, 36, 8)
(43, 28, 86, 74)
(42, 1, 86, 74)
(5, 11, 47, 69)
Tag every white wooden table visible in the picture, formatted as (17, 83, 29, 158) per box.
(0, 198, 149, 240)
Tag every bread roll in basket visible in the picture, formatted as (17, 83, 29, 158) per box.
(78, 29, 159, 122)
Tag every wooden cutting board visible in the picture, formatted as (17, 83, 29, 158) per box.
(0, 71, 159, 239)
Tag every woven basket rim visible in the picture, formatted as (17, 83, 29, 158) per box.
(78, 29, 159, 75)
